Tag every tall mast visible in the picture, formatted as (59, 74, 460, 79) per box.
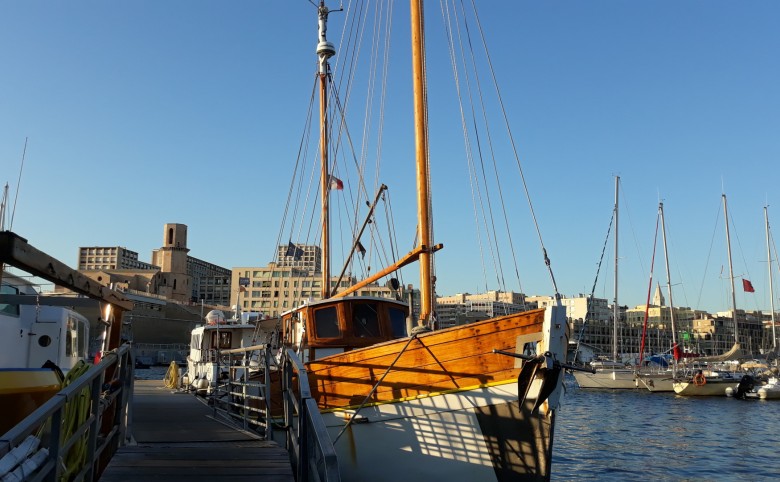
(766, 206, 777, 350)
(411, 0, 433, 325)
(659, 203, 678, 352)
(317, 2, 336, 298)
(613, 176, 619, 361)
(723, 194, 739, 347)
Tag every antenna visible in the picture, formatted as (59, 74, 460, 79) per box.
(10, 137, 28, 230)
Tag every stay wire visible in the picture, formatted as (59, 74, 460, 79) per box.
(467, 0, 560, 299)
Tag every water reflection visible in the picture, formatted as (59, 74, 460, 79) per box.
(553, 374, 780, 481)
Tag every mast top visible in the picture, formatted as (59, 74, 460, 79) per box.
(316, 2, 337, 74)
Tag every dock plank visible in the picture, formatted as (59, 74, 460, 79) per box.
(100, 380, 294, 482)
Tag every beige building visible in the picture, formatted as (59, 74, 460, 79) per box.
(78, 246, 158, 271)
(76, 223, 231, 305)
(435, 291, 531, 329)
(231, 260, 402, 319)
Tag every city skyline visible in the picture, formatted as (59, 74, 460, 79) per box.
(2, 1, 779, 314)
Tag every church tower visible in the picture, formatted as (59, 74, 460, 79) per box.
(152, 223, 191, 302)
(652, 283, 665, 307)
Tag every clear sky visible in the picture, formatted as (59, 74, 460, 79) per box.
(2, 1, 779, 315)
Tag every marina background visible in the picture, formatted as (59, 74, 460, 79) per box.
(1, 1, 780, 314)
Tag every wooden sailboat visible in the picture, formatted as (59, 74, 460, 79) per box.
(273, 2, 569, 480)
(572, 176, 638, 389)
(673, 194, 741, 396)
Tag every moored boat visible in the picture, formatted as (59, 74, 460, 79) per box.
(0, 270, 92, 434)
(265, 2, 571, 480)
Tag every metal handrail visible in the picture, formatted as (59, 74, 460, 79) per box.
(281, 348, 340, 482)
(0, 344, 134, 481)
(207, 344, 274, 437)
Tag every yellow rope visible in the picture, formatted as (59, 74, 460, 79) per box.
(59, 360, 91, 481)
(163, 361, 179, 389)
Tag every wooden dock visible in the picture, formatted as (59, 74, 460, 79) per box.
(100, 380, 294, 482)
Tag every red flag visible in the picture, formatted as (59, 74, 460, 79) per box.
(742, 279, 755, 293)
(329, 175, 343, 190)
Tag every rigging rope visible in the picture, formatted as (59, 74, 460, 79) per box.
(639, 212, 661, 366)
(572, 211, 614, 363)
(466, 0, 561, 299)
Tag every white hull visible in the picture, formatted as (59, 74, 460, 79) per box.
(758, 378, 780, 400)
(637, 372, 676, 392)
(572, 368, 638, 389)
(318, 382, 553, 482)
(673, 379, 737, 396)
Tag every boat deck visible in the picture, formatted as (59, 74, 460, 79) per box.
(100, 380, 293, 482)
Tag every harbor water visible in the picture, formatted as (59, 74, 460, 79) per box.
(552, 374, 780, 480)
(135, 367, 779, 480)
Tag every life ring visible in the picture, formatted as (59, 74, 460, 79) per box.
(693, 373, 706, 386)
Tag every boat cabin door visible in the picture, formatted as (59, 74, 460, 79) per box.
(27, 308, 64, 370)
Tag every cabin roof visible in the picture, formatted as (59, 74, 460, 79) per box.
(280, 296, 408, 317)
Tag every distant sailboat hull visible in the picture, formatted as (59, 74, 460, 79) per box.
(673, 378, 737, 396)
(572, 368, 637, 389)
(636, 372, 676, 392)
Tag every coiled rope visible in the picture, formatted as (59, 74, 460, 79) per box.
(163, 361, 179, 389)
(60, 360, 91, 481)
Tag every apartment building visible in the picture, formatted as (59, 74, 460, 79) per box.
(230, 268, 404, 318)
(78, 246, 158, 271)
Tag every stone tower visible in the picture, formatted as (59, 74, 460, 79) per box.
(152, 223, 191, 302)
(652, 283, 665, 307)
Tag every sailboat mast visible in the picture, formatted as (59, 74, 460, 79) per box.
(613, 176, 619, 362)
(766, 206, 777, 349)
(411, 0, 434, 325)
(317, 2, 336, 298)
(659, 203, 678, 349)
(723, 194, 739, 346)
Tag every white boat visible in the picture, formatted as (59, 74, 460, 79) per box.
(673, 368, 740, 396)
(572, 177, 640, 390)
(1, 270, 92, 434)
(636, 202, 682, 393)
(757, 377, 780, 400)
(266, 2, 570, 480)
(674, 195, 744, 397)
(186, 309, 273, 394)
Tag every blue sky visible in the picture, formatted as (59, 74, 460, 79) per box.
(1, 1, 779, 314)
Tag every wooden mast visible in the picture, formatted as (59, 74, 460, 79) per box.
(317, 2, 336, 298)
(411, 0, 433, 326)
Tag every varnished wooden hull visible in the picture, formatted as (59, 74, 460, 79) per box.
(303, 306, 567, 481)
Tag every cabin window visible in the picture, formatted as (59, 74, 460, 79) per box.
(0, 284, 20, 317)
(211, 331, 232, 349)
(389, 307, 407, 337)
(314, 306, 341, 338)
(77, 319, 87, 357)
(352, 303, 380, 338)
